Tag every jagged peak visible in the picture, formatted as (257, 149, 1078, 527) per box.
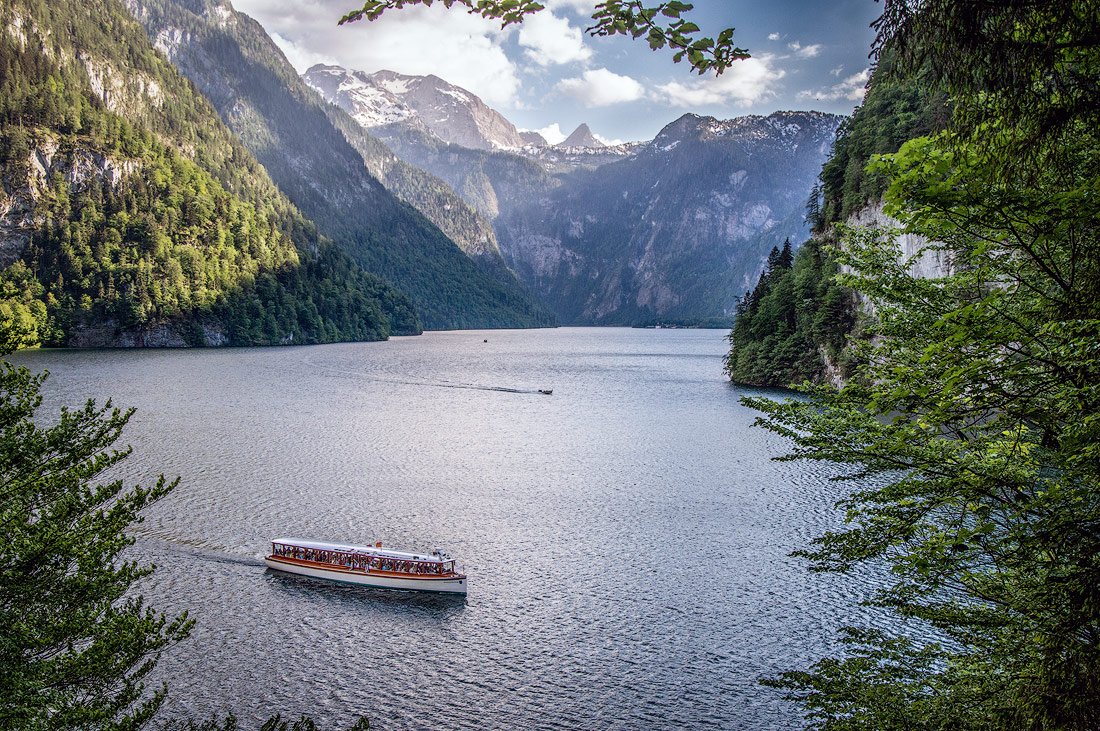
(558, 123, 604, 149)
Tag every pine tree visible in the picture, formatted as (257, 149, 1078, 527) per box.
(0, 322, 191, 729)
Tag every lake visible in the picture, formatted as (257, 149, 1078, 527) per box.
(14, 328, 877, 729)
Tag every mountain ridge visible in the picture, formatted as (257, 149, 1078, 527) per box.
(306, 64, 530, 152)
(129, 0, 556, 329)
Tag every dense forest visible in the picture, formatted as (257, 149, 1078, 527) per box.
(724, 238, 853, 387)
(0, 0, 422, 346)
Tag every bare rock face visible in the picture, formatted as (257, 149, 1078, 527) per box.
(496, 111, 844, 324)
(304, 65, 527, 151)
(846, 202, 952, 280)
(557, 123, 604, 149)
(518, 130, 548, 147)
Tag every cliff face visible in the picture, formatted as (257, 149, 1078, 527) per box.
(846, 202, 952, 280)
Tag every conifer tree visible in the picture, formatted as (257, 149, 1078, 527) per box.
(0, 323, 191, 729)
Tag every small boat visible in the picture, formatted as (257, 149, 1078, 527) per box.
(538, 389, 553, 395)
(265, 538, 467, 594)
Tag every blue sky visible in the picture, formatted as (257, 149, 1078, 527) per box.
(233, 0, 881, 143)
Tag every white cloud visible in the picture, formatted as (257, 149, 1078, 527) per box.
(593, 132, 624, 146)
(532, 122, 567, 144)
(788, 41, 822, 59)
(798, 67, 871, 102)
(767, 32, 781, 41)
(830, 65, 844, 77)
(654, 55, 785, 107)
(233, 0, 522, 108)
(518, 11, 592, 66)
(268, 31, 336, 72)
(543, 0, 598, 14)
(556, 68, 646, 107)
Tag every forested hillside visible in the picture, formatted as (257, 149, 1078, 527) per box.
(128, 0, 555, 330)
(0, 0, 420, 346)
(743, 2, 1100, 727)
(725, 59, 948, 387)
(724, 239, 854, 386)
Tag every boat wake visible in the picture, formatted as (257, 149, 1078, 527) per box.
(132, 529, 266, 566)
(302, 358, 552, 396)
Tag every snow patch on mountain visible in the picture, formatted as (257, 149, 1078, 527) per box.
(304, 64, 526, 151)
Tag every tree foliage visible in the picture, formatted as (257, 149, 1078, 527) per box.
(0, 330, 190, 729)
(745, 0, 1100, 724)
(872, 0, 1100, 162)
(339, 1, 747, 75)
(753, 130, 1100, 729)
(725, 238, 855, 388)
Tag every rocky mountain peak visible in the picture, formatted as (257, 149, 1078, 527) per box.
(558, 123, 604, 149)
(303, 64, 526, 151)
(519, 130, 549, 147)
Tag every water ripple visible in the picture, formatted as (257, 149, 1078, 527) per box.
(14, 329, 888, 730)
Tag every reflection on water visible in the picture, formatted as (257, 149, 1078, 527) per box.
(14, 328, 877, 730)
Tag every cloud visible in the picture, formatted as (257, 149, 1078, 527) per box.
(523, 122, 567, 144)
(233, 0, 522, 108)
(543, 0, 599, 14)
(654, 55, 785, 107)
(593, 132, 624, 146)
(830, 65, 845, 77)
(556, 68, 646, 107)
(518, 11, 592, 66)
(767, 32, 781, 41)
(797, 67, 871, 102)
(788, 41, 822, 59)
(268, 31, 336, 72)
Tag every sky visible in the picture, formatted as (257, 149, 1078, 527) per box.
(232, 0, 882, 144)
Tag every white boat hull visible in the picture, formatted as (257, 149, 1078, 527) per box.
(265, 557, 467, 594)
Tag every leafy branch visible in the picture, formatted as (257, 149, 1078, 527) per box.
(338, 0, 748, 75)
(587, 1, 748, 75)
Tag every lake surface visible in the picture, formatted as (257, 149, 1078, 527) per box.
(15, 328, 879, 729)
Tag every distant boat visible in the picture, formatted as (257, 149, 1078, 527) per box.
(538, 388, 553, 395)
(265, 538, 467, 594)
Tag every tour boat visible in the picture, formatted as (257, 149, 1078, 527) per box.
(264, 538, 467, 594)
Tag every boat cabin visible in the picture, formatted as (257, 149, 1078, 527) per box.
(270, 538, 460, 577)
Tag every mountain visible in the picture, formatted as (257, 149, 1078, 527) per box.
(305, 64, 841, 326)
(519, 130, 548, 147)
(306, 65, 529, 151)
(126, 0, 555, 330)
(495, 111, 843, 324)
(0, 0, 420, 347)
(558, 123, 604, 149)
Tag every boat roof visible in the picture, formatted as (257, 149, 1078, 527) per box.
(272, 538, 450, 563)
